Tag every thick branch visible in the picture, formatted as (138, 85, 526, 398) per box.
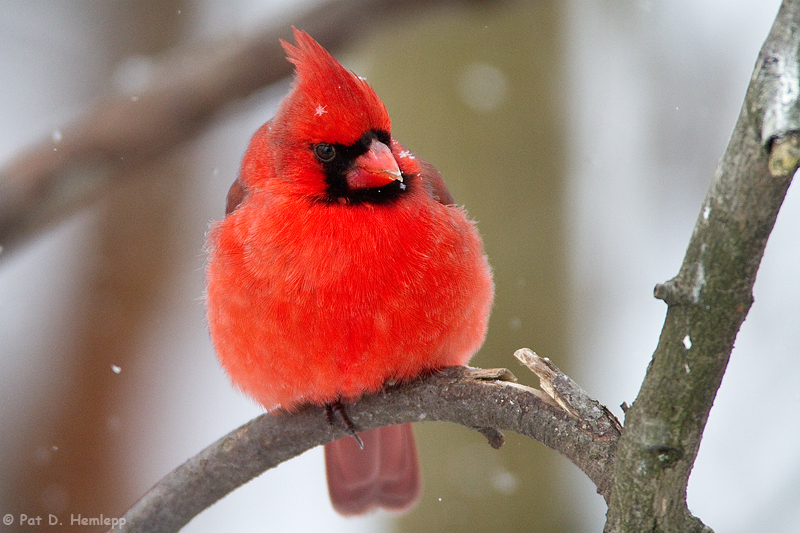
(114, 362, 620, 533)
(0, 0, 485, 258)
(606, 2, 799, 532)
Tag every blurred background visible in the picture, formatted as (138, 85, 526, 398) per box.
(0, 0, 797, 531)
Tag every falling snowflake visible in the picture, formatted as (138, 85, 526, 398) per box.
(314, 104, 327, 117)
(398, 150, 415, 159)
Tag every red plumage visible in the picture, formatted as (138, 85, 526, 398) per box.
(206, 28, 493, 515)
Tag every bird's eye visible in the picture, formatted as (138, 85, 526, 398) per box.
(313, 143, 336, 162)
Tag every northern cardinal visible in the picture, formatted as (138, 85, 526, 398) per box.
(206, 28, 493, 516)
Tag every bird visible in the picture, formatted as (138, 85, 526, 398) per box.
(205, 28, 493, 516)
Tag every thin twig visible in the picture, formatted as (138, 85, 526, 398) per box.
(515, 348, 622, 439)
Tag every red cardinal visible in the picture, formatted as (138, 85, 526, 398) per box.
(206, 28, 493, 516)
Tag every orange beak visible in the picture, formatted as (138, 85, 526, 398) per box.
(346, 138, 403, 190)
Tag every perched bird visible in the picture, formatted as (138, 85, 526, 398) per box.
(206, 28, 493, 516)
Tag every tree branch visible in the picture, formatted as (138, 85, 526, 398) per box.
(0, 0, 486, 259)
(605, 1, 800, 531)
(114, 360, 620, 533)
(13, 0, 795, 528)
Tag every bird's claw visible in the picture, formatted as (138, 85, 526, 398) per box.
(325, 401, 364, 449)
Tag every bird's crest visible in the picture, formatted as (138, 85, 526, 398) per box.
(276, 28, 391, 146)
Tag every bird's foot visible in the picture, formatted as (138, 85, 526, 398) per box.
(325, 401, 364, 449)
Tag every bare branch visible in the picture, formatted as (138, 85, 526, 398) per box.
(0, 0, 485, 258)
(515, 348, 622, 440)
(605, 1, 800, 531)
(114, 362, 620, 533)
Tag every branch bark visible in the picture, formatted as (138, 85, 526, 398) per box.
(113, 360, 620, 533)
(605, 1, 800, 531)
